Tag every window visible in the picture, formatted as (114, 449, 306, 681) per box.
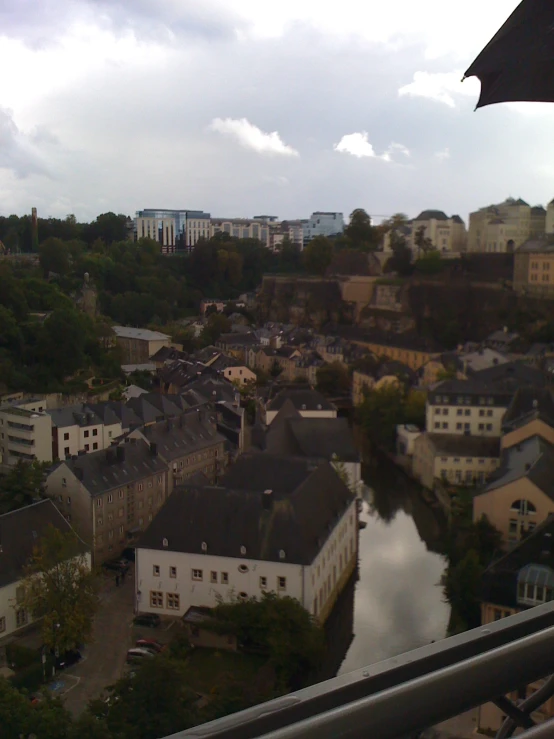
(0, 616, 5, 633)
(456, 423, 462, 430)
(434, 422, 440, 429)
(64, 447, 70, 456)
(494, 609, 502, 621)
(191, 569, 203, 581)
(479, 409, 485, 417)
(464, 409, 470, 416)
(486, 424, 493, 431)
(464, 423, 470, 430)
(478, 423, 484, 431)
(153, 565, 160, 576)
(108, 494, 113, 503)
(509, 519, 518, 534)
(511, 499, 537, 515)
(157, 476, 162, 484)
(92, 429, 98, 436)
(93, 443, 98, 450)
(456, 409, 463, 416)
(63, 432, 69, 441)
(119, 525, 123, 534)
(84, 444, 89, 452)
(441, 422, 448, 429)
(260, 576, 267, 589)
(210, 571, 218, 583)
(119, 489, 124, 499)
(138, 484, 143, 492)
(167, 593, 180, 610)
(442, 408, 448, 416)
(221, 572, 229, 584)
(170, 566, 177, 578)
(16, 609, 28, 628)
(96, 498, 102, 507)
(487, 409, 493, 417)
(84, 430, 89, 438)
(278, 576, 286, 591)
(150, 591, 163, 608)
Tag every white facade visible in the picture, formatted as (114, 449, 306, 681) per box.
(135, 498, 358, 620)
(265, 408, 337, 425)
(426, 402, 506, 438)
(52, 418, 122, 460)
(0, 404, 53, 466)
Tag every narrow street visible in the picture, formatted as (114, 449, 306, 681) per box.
(62, 571, 135, 715)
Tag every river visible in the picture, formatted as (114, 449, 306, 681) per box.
(337, 452, 451, 675)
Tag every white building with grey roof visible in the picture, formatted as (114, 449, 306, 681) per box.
(135, 454, 358, 623)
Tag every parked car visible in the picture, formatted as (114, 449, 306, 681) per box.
(126, 647, 155, 664)
(55, 649, 82, 671)
(133, 613, 161, 628)
(135, 639, 165, 653)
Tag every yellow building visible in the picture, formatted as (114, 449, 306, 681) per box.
(468, 197, 536, 253)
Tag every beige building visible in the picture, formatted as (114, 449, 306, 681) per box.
(113, 326, 171, 364)
(410, 210, 467, 252)
(0, 401, 53, 466)
(501, 388, 554, 450)
(412, 432, 500, 490)
(135, 217, 176, 254)
(210, 218, 271, 247)
(468, 197, 541, 253)
(185, 216, 211, 247)
(473, 435, 554, 546)
(513, 239, 554, 296)
(48, 404, 123, 460)
(222, 365, 256, 386)
(426, 379, 510, 438)
(46, 440, 169, 563)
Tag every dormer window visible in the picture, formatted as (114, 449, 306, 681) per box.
(240, 545, 246, 555)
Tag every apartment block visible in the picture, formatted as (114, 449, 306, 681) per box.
(513, 239, 554, 296)
(48, 404, 123, 460)
(0, 402, 53, 466)
(113, 326, 171, 364)
(210, 217, 271, 247)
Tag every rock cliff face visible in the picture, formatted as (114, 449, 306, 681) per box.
(257, 276, 354, 327)
(257, 271, 554, 345)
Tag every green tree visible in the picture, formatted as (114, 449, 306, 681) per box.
(384, 232, 413, 276)
(403, 389, 426, 427)
(39, 237, 71, 276)
(21, 526, 98, 654)
(443, 549, 482, 632)
(0, 678, 73, 739)
(316, 362, 350, 396)
(302, 235, 334, 275)
(90, 656, 198, 739)
(199, 313, 231, 346)
(85, 212, 130, 245)
(0, 460, 46, 514)
(344, 209, 380, 251)
(414, 225, 434, 256)
(357, 384, 406, 448)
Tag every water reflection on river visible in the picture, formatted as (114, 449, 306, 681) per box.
(338, 454, 451, 675)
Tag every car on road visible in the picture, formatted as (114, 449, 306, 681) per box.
(55, 649, 82, 671)
(133, 613, 161, 628)
(135, 639, 165, 653)
(126, 647, 155, 664)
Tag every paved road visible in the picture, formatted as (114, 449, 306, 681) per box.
(63, 571, 135, 715)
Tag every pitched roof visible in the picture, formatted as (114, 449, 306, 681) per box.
(0, 500, 88, 588)
(138, 413, 226, 461)
(138, 459, 354, 565)
(47, 404, 103, 429)
(503, 387, 554, 430)
(126, 393, 188, 424)
(480, 436, 554, 500)
(472, 361, 546, 392)
(55, 440, 167, 497)
(516, 239, 554, 254)
(267, 388, 336, 413)
(265, 414, 360, 463)
(220, 452, 317, 494)
(426, 433, 500, 458)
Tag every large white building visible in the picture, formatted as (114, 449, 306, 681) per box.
(302, 212, 344, 244)
(47, 404, 123, 460)
(0, 500, 90, 639)
(135, 454, 358, 622)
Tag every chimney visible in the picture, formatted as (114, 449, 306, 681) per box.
(116, 446, 125, 463)
(150, 442, 158, 457)
(262, 489, 273, 510)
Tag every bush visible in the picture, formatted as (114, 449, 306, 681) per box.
(6, 644, 40, 669)
(9, 657, 54, 692)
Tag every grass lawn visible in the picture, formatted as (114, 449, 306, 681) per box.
(183, 648, 266, 695)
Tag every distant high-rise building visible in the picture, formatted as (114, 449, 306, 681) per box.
(134, 209, 211, 253)
(302, 212, 344, 244)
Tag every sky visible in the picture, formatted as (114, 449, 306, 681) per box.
(1, 0, 553, 225)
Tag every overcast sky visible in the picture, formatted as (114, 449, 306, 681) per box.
(1, 0, 551, 224)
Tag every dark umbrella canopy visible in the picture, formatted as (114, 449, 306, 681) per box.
(464, 0, 554, 109)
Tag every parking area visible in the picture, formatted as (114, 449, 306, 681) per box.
(62, 569, 136, 715)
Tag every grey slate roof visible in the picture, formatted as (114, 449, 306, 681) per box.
(221, 452, 318, 495)
(516, 239, 554, 254)
(48, 404, 103, 429)
(0, 499, 88, 588)
(267, 388, 336, 413)
(480, 436, 554, 500)
(426, 433, 500, 458)
(126, 393, 188, 424)
(57, 439, 167, 497)
(113, 326, 170, 341)
(503, 388, 554, 430)
(138, 459, 353, 565)
(414, 210, 449, 221)
(139, 413, 225, 461)
(472, 362, 546, 392)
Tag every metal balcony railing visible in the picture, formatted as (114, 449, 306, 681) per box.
(171, 601, 554, 739)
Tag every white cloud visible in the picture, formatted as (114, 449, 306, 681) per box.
(209, 117, 299, 156)
(435, 147, 450, 160)
(334, 133, 410, 162)
(398, 71, 480, 108)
